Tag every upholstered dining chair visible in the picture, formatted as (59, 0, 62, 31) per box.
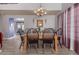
(27, 28, 39, 48)
(42, 28, 54, 48)
(56, 28, 62, 48)
(17, 28, 25, 49)
(0, 32, 3, 48)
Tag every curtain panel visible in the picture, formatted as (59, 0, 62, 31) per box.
(74, 3, 79, 54)
(67, 7, 71, 49)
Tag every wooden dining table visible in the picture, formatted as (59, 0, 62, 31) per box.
(21, 32, 58, 52)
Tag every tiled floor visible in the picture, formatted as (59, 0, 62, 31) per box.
(0, 35, 77, 55)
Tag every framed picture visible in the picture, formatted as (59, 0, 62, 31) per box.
(37, 20, 43, 27)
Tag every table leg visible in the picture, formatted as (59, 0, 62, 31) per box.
(23, 35, 28, 51)
(54, 34, 58, 52)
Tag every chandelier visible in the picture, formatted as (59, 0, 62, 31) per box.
(34, 4, 47, 16)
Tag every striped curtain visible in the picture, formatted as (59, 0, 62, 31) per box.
(67, 8, 71, 49)
(61, 13, 64, 45)
(58, 13, 64, 45)
(63, 11, 66, 46)
(65, 11, 67, 47)
(74, 3, 79, 54)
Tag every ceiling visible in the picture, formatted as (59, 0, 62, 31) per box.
(0, 3, 73, 15)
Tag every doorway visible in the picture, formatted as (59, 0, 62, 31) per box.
(15, 18, 24, 32)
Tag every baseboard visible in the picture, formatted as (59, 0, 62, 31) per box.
(3, 35, 16, 40)
(70, 48, 74, 51)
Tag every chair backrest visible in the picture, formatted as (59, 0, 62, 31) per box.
(42, 28, 54, 39)
(0, 32, 3, 43)
(27, 28, 39, 40)
(17, 28, 25, 35)
(57, 28, 62, 36)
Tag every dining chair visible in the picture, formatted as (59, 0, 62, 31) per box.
(0, 32, 3, 48)
(42, 28, 54, 48)
(17, 28, 25, 49)
(57, 28, 62, 48)
(27, 28, 39, 48)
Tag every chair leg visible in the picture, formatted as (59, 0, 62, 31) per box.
(37, 43, 39, 48)
(43, 44, 44, 48)
(30, 44, 31, 48)
(19, 42, 24, 49)
(50, 44, 51, 48)
(59, 40, 62, 48)
(19, 42, 22, 49)
(42, 43, 44, 48)
(0, 43, 2, 48)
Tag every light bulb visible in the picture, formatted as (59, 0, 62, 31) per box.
(39, 23, 42, 26)
(34, 7, 47, 16)
(38, 9, 40, 11)
(44, 12, 47, 14)
(40, 8, 43, 10)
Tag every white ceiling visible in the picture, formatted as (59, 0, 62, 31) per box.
(0, 3, 62, 10)
(0, 3, 73, 15)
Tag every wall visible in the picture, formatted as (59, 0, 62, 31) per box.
(5, 15, 56, 29)
(0, 16, 2, 32)
(0, 15, 10, 38)
(62, 3, 74, 11)
(1, 15, 10, 38)
(1, 15, 56, 38)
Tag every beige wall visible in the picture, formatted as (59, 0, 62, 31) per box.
(3, 15, 56, 29)
(0, 16, 2, 32)
(62, 3, 73, 10)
